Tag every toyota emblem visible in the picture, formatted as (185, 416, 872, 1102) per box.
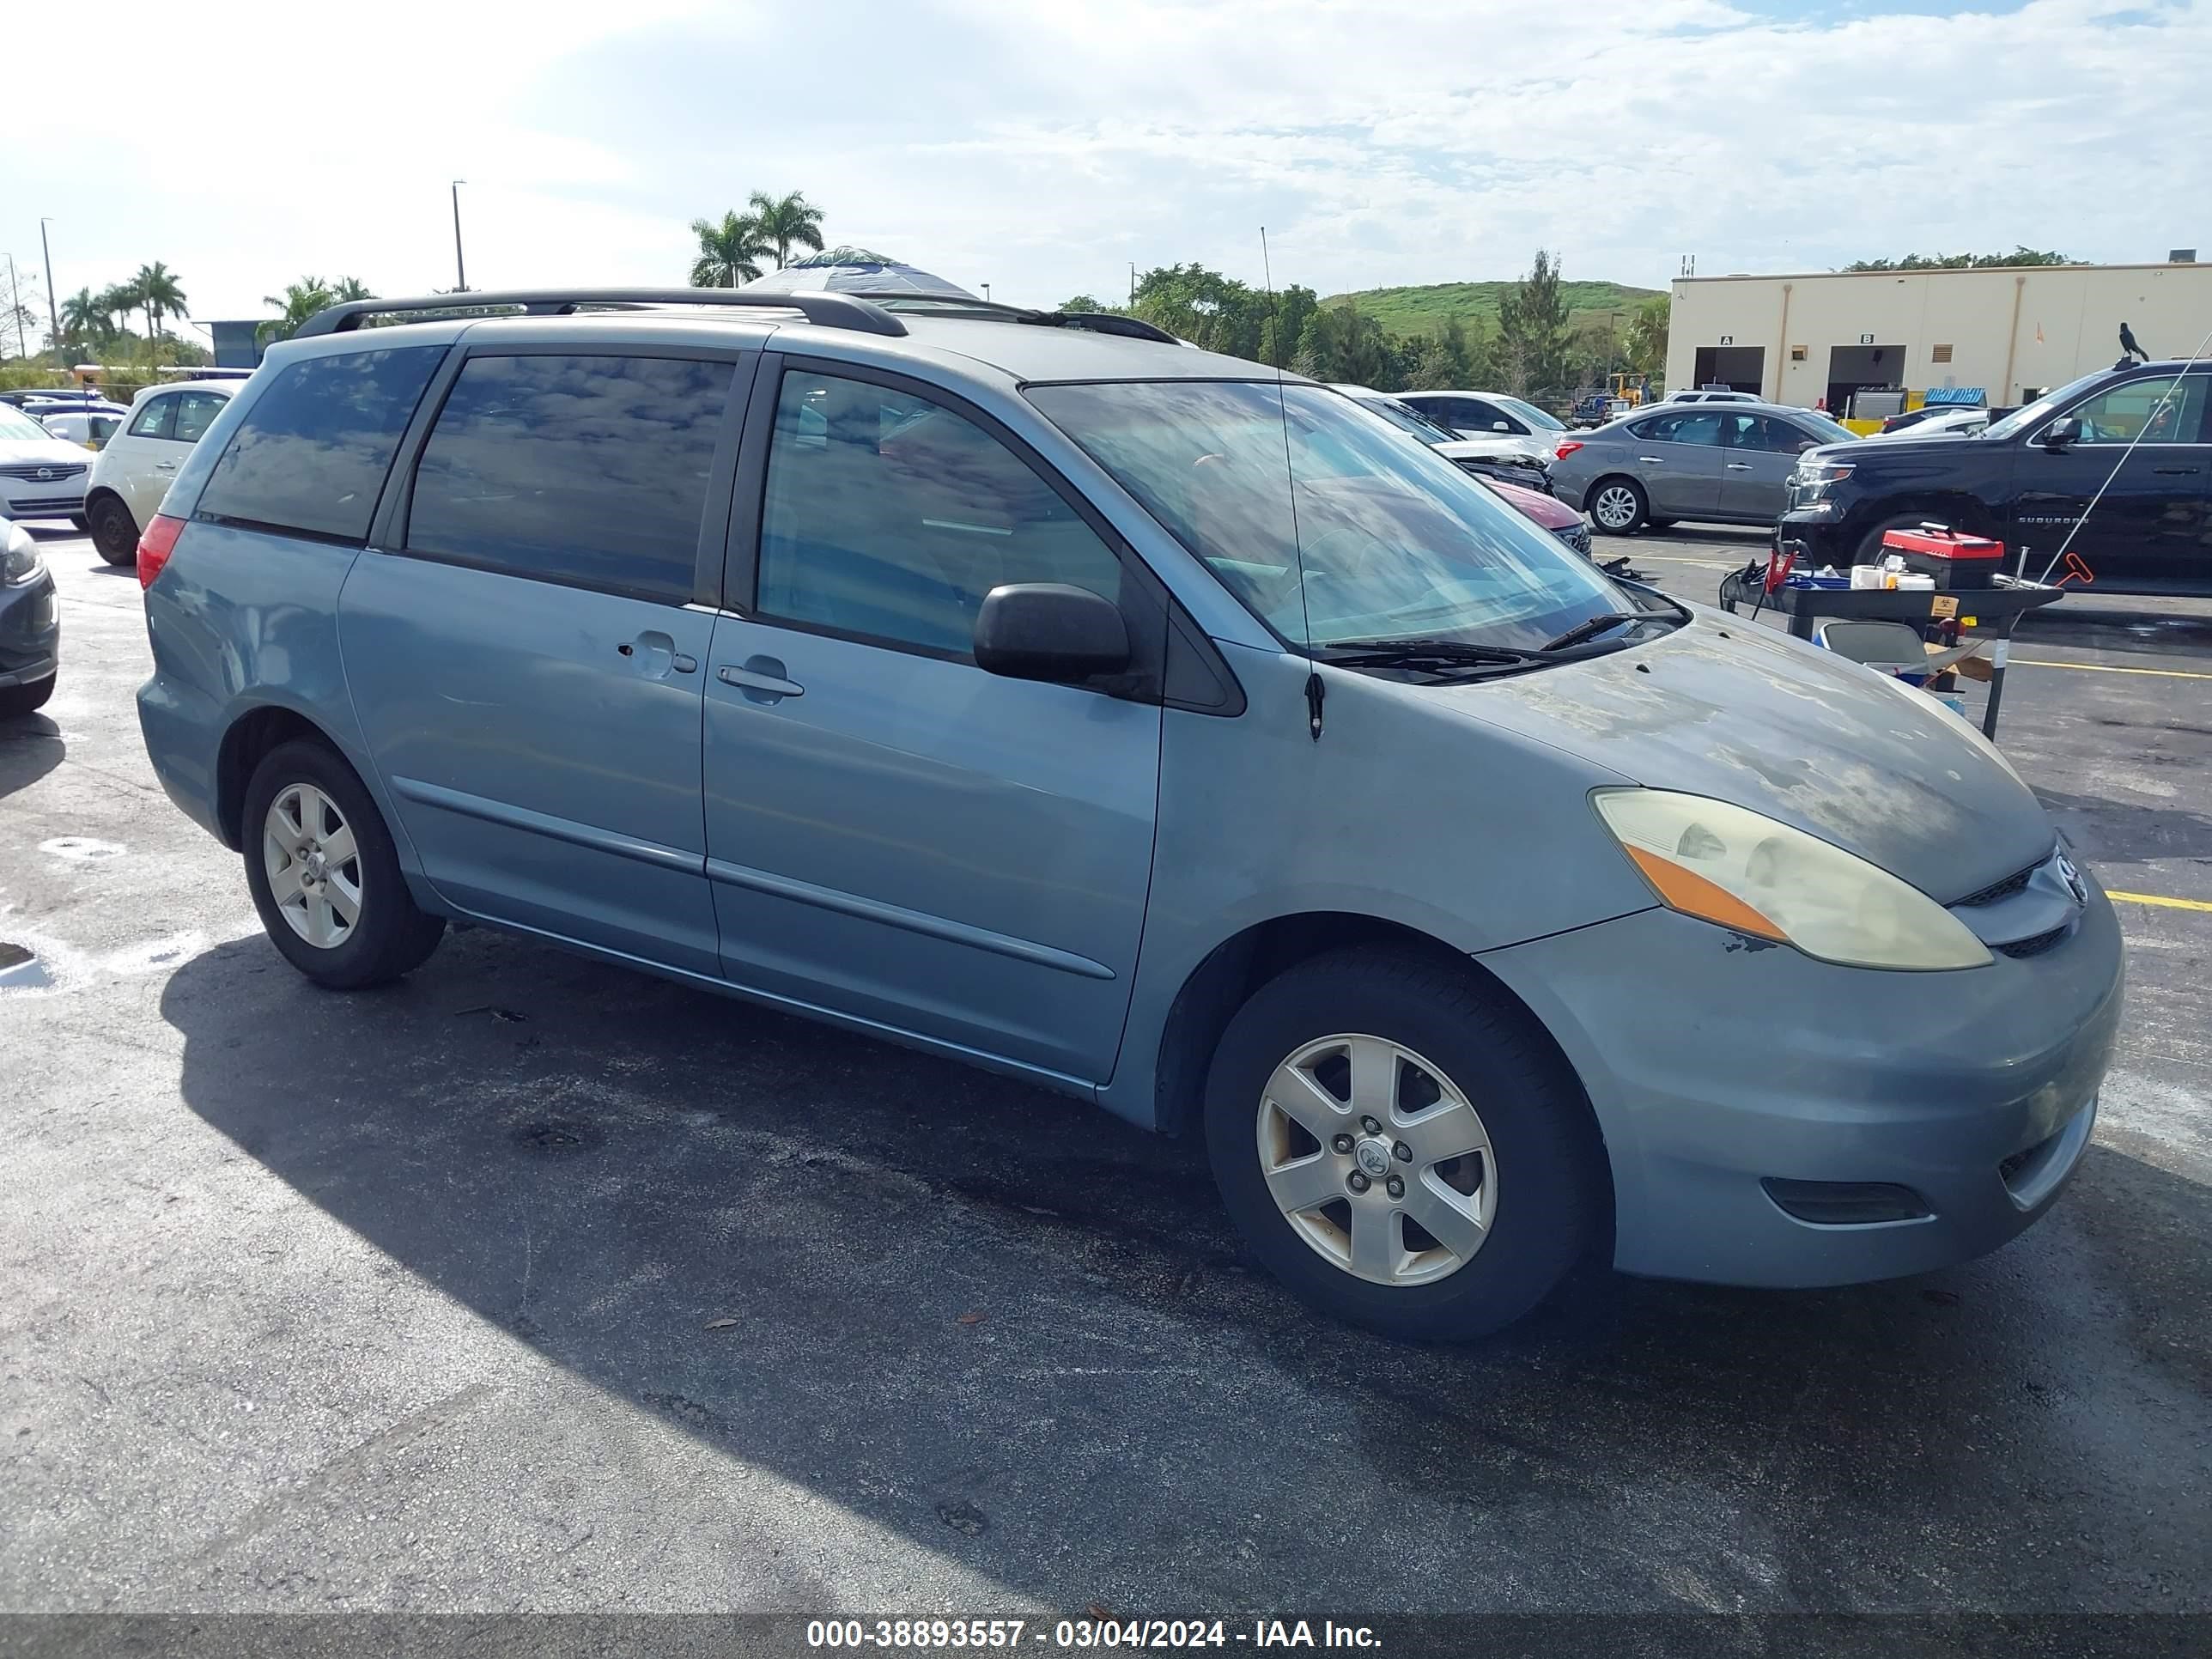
(2057, 853, 2087, 905)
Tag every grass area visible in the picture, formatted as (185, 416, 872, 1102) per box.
(1322, 279, 1662, 337)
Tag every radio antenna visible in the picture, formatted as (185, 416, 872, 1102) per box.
(2039, 319, 2212, 582)
(1260, 226, 1322, 739)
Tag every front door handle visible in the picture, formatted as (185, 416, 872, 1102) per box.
(1725, 462, 1753, 470)
(718, 657, 805, 703)
(2152, 465, 2201, 475)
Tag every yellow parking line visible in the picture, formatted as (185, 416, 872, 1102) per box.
(2009, 658, 2212, 681)
(2107, 890, 2212, 913)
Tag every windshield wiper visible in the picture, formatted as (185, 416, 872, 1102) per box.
(1317, 636, 1541, 669)
(1540, 611, 1662, 652)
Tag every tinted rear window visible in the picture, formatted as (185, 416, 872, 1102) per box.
(196, 347, 446, 542)
(404, 353, 732, 602)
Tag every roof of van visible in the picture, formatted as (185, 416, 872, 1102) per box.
(289, 289, 1297, 387)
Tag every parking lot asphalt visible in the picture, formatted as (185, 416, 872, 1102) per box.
(2, 522, 2208, 1626)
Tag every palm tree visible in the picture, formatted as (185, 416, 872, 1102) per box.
(136, 262, 188, 338)
(259, 276, 335, 346)
(746, 190, 825, 270)
(99, 280, 143, 340)
(331, 276, 374, 302)
(60, 288, 113, 346)
(689, 211, 771, 288)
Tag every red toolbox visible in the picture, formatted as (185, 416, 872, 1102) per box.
(1879, 524, 2005, 588)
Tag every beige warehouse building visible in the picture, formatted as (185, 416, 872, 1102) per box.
(1664, 259, 2211, 416)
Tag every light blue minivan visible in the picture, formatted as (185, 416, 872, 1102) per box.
(136, 289, 2121, 1340)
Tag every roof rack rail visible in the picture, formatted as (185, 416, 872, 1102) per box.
(291, 288, 908, 340)
(847, 292, 1180, 346)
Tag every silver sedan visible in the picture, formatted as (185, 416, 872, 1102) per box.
(1552, 402, 1857, 534)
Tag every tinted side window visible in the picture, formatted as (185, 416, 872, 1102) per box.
(174, 391, 228, 444)
(756, 370, 1123, 658)
(406, 353, 731, 602)
(2064, 375, 2209, 445)
(1637, 410, 1723, 447)
(198, 347, 446, 542)
(1756, 416, 1820, 454)
(129, 396, 177, 441)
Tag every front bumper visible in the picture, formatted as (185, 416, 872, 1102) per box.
(1479, 886, 2124, 1287)
(1776, 503, 1856, 562)
(0, 568, 60, 684)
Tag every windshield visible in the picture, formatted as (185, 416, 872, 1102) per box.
(1984, 370, 2108, 442)
(0, 405, 60, 443)
(1027, 380, 1629, 653)
(1496, 395, 1565, 432)
(1793, 409, 1857, 446)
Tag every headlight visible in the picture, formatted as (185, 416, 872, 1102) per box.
(1593, 789, 1991, 970)
(2, 524, 46, 586)
(1794, 459, 1855, 488)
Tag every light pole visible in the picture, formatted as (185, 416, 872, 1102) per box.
(981, 283, 991, 303)
(6, 255, 26, 358)
(39, 218, 61, 362)
(451, 181, 468, 293)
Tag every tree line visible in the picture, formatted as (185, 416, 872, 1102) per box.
(1065, 252, 1668, 407)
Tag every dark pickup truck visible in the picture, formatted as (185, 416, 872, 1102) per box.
(1779, 360, 2211, 592)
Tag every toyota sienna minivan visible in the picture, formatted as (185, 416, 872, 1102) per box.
(135, 289, 2123, 1340)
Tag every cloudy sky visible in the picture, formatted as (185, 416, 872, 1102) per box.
(9, 0, 2209, 337)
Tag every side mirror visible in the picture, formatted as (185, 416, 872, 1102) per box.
(1492, 421, 1510, 432)
(973, 583, 1130, 684)
(2041, 416, 2081, 450)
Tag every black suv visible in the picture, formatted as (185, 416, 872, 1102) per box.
(1779, 360, 2211, 592)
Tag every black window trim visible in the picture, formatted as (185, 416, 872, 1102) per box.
(195, 344, 450, 550)
(723, 352, 1243, 712)
(170, 387, 230, 447)
(370, 340, 757, 608)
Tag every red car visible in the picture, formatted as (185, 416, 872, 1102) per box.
(1484, 474, 1592, 558)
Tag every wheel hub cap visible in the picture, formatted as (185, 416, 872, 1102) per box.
(1255, 1033, 1498, 1288)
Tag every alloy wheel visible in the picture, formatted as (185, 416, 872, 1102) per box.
(1255, 1034, 1498, 1287)
(262, 782, 362, 949)
(1592, 485, 1640, 530)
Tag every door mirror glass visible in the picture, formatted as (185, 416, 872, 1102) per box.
(2041, 416, 2082, 450)
(973, 583, 1130, 684)
(1492, 421, 1510, 432)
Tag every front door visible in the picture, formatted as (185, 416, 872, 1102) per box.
(702, 362, 1162, 1084)
(1718, 412, 1822, 522)
(342, 349, 744, 974)
(2010, 373, 2212, 585)
(1626, 408, 1727, 518)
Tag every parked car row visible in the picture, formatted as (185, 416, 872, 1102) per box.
(1541, 358, 2211, 591)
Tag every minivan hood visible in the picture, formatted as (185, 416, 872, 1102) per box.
(1431, 614, 2052, 903)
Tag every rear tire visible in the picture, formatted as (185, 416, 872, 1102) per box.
(241, 739, 445, 989)
(0, 673, 55, 720)
(88, 495, 138, 567)
(1588, 477, 1648, 536)
(1203, 946, 1602, 1342)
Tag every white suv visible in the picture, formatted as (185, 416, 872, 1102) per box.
(84, 381, 236, 565)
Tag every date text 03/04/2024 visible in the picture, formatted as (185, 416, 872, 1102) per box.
(805, 1619, 1383, 1649)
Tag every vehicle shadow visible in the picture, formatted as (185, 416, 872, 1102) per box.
(2032, 787, 2212, 864)
(157, 929, 2212, 1610)
(0, 712, 63, 800)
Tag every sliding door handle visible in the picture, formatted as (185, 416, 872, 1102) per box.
(718, 659, 805, 703)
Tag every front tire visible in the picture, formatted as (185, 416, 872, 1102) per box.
(1203, 947, 1602, 1342)
(68, 514, 88, 533)
(1855, 512, 1936, 566)
(242, 739, 445, 989)
(1588, 477, 1648, 536)
(88, 495, 138, 567)
(0, 673, 55, 720)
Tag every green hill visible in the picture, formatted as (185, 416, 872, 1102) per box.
(1323, 279, 1662, 339)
